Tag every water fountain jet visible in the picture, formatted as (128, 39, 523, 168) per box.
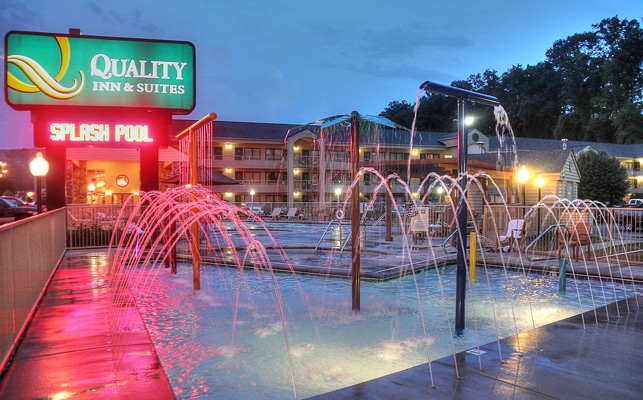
(420, 81, 500, 335)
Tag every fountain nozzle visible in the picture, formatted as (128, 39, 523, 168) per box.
(420, 81, 499, 108)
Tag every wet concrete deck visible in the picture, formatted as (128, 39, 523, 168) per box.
(311, 297, 643, 399)
(1, 223, 642, 399)
(0, 250, 174, 400)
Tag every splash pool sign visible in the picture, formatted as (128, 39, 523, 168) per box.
(4, 31, 195, 113)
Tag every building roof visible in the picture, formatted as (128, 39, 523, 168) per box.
(488, 136, 643, 158)
(171, 119, 454, 148)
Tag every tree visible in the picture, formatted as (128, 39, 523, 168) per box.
(577, 150, 629, 204)
(380, 17, 643, 142)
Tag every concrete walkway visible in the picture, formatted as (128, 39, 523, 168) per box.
(311, 296, 643, 399)
(1, 223, 642, 399)
(0, 250, 174, 400)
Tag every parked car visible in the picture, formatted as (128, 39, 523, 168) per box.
(1, 196, 30, 207)
(613, 205, 643, 231)
(0, 197, 37, 224)
(244, 203, 264, 216)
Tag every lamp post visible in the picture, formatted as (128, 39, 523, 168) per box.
(29, 152, 49, 214)
(335, 187, 341, 211)
(517, 165, 530, 215)
(250, 189, 255, 205)
(437, 186, 444, 204)
(536, 175, 544, 235)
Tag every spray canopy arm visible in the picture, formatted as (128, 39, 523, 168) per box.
(420, 81, 499, 108)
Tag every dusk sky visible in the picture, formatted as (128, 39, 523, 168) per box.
(0, 0, 640, 149)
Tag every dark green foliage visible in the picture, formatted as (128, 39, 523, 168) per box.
(380, 16, 643, 143)
(577, 150, 629, 203)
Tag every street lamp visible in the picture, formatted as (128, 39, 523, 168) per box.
(517, 165, 530, 207)
(437, 186, 444, 204)
(335, 187, 341, 209)
(0, 161, 7, 178)
(250, 189, 255, 204)
(29, 152, 49, 214)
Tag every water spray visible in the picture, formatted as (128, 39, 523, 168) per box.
(420, 81, 499, 335)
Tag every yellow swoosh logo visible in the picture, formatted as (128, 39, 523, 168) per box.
(7, 36, 85, 100)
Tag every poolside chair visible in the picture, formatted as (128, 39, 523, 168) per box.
(409, 207, 429, 245)
(283, 207, 298, 220)
(266, 207, 282, 220)
(558, 221, 592, 261)
(498, 219, 525, 253)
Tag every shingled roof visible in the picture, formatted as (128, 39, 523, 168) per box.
(488, 136, 643, 158)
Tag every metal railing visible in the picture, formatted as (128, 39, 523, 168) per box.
(0, 209, 67, 373)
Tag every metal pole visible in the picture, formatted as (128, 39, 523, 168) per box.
(385, 179, 392, 241)
(537, 186, 542, 236)
(175, 113, 217, 291)
(350, 111, 361, 311)
(454, 99, 468, 335)
(522, 183, 526, 218)
(420, 81, 499, 336)
(36, 176, 42, 214)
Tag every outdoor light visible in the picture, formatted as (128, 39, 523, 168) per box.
(29, 152, 49, 214)
(437, 186, 444, 204)
(250, 189, 255, 204)
(335, 187, 341, 207)
(87, 180, 96, 192)
(517, 165, 530, 208)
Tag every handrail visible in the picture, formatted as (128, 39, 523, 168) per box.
(443, 230, 458, 253)
(315, 219, 342, 253)
(372, 213, 386, 226)
(525, 224, 566, 261)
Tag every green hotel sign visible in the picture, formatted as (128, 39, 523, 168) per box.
(4, 31, 195, 113)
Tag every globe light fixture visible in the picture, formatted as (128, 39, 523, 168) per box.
(29, 152, 49, 214)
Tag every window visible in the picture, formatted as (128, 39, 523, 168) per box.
(235, 147, 261, 160)
(389, 152, 404, 160)
(213, 146, 222, 160)
(634, 161, 641, 172)
(244, 171, 261, 183)
(266, 172, 280, 183)
(630, 179, 638, 189)
(363, 173, 371, 186)
(363, 152, 371, 162)
(265, 148, 283, 160)
(244, 148, 261, 160)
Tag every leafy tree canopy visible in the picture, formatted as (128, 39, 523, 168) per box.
(577, 150, 630, 204)
(380, 16, 643, 143)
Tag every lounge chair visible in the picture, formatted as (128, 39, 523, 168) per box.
(498, 219, 525, 253)
(500, 219, 525, 252)
(283, 207, 298, 220)
(266, 207, 282, 220)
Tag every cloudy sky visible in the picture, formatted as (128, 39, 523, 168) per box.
(0, 0, 640, 148)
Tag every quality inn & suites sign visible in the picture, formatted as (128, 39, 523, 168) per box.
(4, 31, 195, 113)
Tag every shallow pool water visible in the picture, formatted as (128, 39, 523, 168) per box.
(128, 263, 640, 399)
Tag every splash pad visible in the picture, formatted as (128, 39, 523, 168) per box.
(106, 185, 642, 399)
(105, 83, 642, 398)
